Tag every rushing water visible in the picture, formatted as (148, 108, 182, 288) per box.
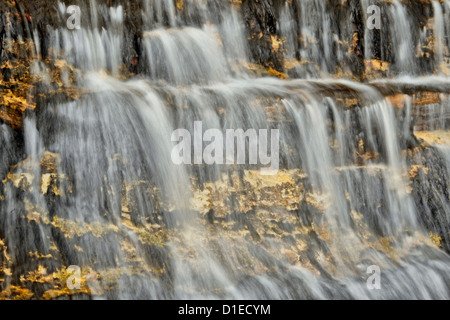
(1, 0, 450, 299)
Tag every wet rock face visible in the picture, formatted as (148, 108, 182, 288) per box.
(408, 146, 450, 253)
(0, 124, 25, 183)
(0, 1, 35, 129)
(241, 0, 284, 71)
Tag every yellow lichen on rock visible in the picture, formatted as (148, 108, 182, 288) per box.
(191, 169, 307, 216)
(0, 285, 34, 300)
(176, 0, 184, 11)
(41, 266, 101, 299)
(430, 231, 443, 248)
(51, 216, 119, 239)
(415, 130, 450, 146)
(267, 66, 288, 79)
(409, 165, 429, 179)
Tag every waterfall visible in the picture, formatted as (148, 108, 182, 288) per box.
(390, 0, 416, 73)
(433, 0, 445, 74)
(0, 0, 449, 299)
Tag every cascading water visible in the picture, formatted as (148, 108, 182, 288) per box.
(0, 0, 450, 299)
